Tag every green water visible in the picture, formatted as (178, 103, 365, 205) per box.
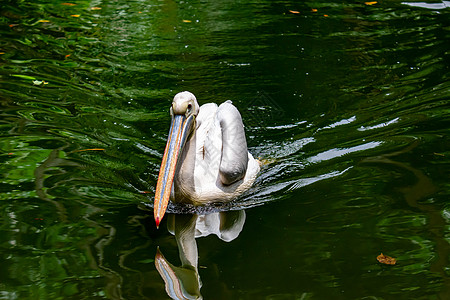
(1, 0, 449, 299)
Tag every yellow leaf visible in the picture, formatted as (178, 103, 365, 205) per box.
(365, 1, 377, 5)
(289, 10, 300, 14)
(183, 20, 192, 23)
(377, 253, 397, 265)
(0, 52, 5, 55)
(38, 20, 50, 23)
(311, 8, 318, 12)
(72, 148, 105, 153)
(71, 15, 80, 17)
(61, 2, 76, 6)
(91, 7, 102, 10)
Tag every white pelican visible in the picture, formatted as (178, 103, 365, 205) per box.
(154, 91, 260, 227)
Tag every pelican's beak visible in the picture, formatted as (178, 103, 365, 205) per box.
(154, 114, 195, 228)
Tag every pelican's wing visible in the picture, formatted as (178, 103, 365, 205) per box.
(216, 101, 248, 185)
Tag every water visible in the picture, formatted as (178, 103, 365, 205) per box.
(0, 0, 449, 299)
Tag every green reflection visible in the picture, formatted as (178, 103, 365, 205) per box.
(0, 0, 449, 299)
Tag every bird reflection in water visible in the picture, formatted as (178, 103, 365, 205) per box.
(155, 210, 246, 300)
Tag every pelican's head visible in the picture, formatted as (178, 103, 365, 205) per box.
(154, 91, 199, 228)
(171, 91, 200, 118)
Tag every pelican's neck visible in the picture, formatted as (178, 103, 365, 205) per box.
(173, 130, 197, 203)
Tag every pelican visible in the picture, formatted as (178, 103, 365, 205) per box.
(154, 91, 260, 227)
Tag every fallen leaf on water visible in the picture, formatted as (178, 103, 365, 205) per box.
(289, 10, 300, 14)
(377, 253, 396, 265)
(38, 20, 50, 23)
(434, 152, 445, 156)
(9, 24, 19, 27)
(71, 14, 80, 17)
(33, 80, 49, 86)
(61, 2, 77, 6)
(91, 7, 102, 10)
(182, 20, 192, 23)
(312, 8, 318, 12)
(72, 148, 105, 153)
(65, 54, 71, 58)
(323, 14, 329, 17)
(365, 1, 378, 5)
(0, 52, 5, 55)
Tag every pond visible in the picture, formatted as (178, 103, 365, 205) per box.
(0, 0, 449, 299)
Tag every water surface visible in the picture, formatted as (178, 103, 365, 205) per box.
(0, 0, 449, 299)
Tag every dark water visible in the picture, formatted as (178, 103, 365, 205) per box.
(1, 0, 449, 299)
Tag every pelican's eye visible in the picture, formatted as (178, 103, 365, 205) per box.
(187, 103, 192, 111)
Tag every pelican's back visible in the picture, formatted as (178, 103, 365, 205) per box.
(174, 101, 260, 205)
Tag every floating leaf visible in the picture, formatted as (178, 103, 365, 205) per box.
(9, 24, 19, 27)
(182, 20, 192, 23)
(365, 1, 377, 5)
(38, 20, 50, 23)
(61, 2, 77, 6)
(33, 80, 49, 86)
(0, 52, 5, 55)
(72, 148, 105, 153)
(323, 14, 329, 17)
(377, 253, 396, 265)
(65, 54, 71, 58)
(289, 10, 300, 14)
(312, 8, 318, 12)
(91, 7, 102, 10)
(71, 15, 80, 17)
